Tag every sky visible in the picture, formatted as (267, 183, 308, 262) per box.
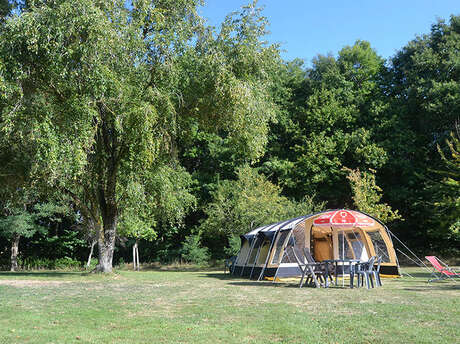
(199, 0, 460, 65)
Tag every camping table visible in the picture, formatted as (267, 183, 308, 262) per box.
(322, 259, 360, 288)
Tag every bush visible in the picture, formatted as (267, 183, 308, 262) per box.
(180, 234, 210, 266)
(54, 257, 81, 270)
(224, 234, 241, 257)
(86, 258, 98, 270)
(20, 257, 54, 270)
(16, 256, 82, 270)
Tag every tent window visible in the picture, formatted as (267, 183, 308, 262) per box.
(351, 241, 364, 259)
(248, 237, 263, 265)
(338, 233, 354, 259)
(256, 240, 271, 264)
(292, 225, 306, 250)
(271, 232, 289, 264)
(281, 245, 301, 263)
(347, 232, 365, 260)
(367, 230, 390, 262)
(236, 241, 250, 265)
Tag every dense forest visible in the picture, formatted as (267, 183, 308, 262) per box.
(0, 1, 458, 272)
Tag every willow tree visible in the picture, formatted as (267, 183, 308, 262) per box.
(0, 1, 280, 271)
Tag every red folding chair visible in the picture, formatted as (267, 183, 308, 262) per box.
(425, 256, 460, 282)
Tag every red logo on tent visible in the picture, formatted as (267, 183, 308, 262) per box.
(330, 210, 356, 226)
(313, 210, 375, 227)
(351, 211, 375, 227)
(313, 211, 335, 226)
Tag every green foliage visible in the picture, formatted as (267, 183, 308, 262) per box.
(426, 130, 460, 243)
(200, 166, 324, 237)
(118, 165, 196, 240)
(0, 0, 281, 271)
(180, 233, 210, 265)
(261, 41, 388, 205)
(224, 234, 241, 257)
(344, 167, 401, 223)
(33, 229, 87, 260)
(88, 258, 98, 270)
(379, 15, 460, 248)
(0, 209, 39, 240)
(0, 2, 459, 263)
(19, 256, 82, 270)
(54, 257, 82, 270)
(177, 1, 280, 162)
(0, 0, 11, 23)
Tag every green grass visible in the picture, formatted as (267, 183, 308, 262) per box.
(0, 267, 458, 344)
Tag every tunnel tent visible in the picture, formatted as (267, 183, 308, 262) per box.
(233, 215, 309, 278)
(232, 209, 400, 280)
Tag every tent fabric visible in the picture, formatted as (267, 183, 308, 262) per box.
(232, 209, 400, 279)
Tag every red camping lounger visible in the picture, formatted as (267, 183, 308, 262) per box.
(425, 256, 460, 282)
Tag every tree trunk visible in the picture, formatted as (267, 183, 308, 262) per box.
(86, 240, 97, 269)
(132, 240, 137, 271)
(10, 234, 20, 272)
(94, 102, 120, 273)
(95, 210, 117, 273)
(135, 239, 140, 271)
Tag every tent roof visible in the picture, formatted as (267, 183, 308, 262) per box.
(241, 209, 387, 240)
(243, 215, 310, 240)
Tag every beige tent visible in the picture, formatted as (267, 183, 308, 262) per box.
(233, 209, 400, 280)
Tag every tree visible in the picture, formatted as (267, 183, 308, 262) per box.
(117, 165, 195, 270)
(382, 15, 460, 247)
(199, 166, 324, 239)
(343, 167, 401, 223)
(0, 192, 69, 271)
(1, 0, 280, 272)
(424, 128, 460, 248)
(0, 199, 41, 271)
(261, 41, 388, 206)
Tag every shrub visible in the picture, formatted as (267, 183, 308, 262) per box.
(20, 257, 54, 270)
(17, 256, 82, 270)
(54, 257, 82, 270)
(180, 234, 210, 266)
(224, 234, 241, 257)
(86, 258, 98, 270)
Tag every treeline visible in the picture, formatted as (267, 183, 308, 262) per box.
(0, 1, 458, 271)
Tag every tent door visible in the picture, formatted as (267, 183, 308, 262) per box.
(313, 235, 333, 261)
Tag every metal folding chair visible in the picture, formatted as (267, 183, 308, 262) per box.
(425, 256, 460, 282)
(290, 246, 325, 288)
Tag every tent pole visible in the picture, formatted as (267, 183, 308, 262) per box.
(249, 236, 262, 279)
(342, 229, 345, 287)
(272, 249, 286, 284)
(241, 238, 256, 276)
(258, 230, 280, 281)
(230, 248, 240, 275)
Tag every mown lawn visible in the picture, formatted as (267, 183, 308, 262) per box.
(0, 267, 458, 344)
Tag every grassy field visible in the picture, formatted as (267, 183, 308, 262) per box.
(0, 267, 458, 344)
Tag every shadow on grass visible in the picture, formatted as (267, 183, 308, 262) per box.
(200, 272, 460, 290)
(400, 272, 434, 278)
(228, 281, 301, 288)
(199, 272, 308, 288)
(0, 271, 90, 278)
(135, 264, 225, 273)
(198, 272, 240, 280)
(401, 280, 460, 291)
